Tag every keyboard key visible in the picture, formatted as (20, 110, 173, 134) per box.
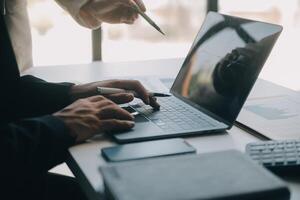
(273, 148, 283, 153)
(262, 149, 272, 154)
(262, 159, 273, 165)
(277, 145, 284, 149)
(286, 159, 297, 165)
(286, 152, 296, 157)
(275, 160, 284, 165)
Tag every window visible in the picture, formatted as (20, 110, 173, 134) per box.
(219, 0, 300, 90)
(28, 0, 91, 66)
(28, 0, 300, 91)
(28, 0, 208, 65)
(102, 0, 207, 62)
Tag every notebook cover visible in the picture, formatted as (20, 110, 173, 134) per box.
(100, 150, 290, 200)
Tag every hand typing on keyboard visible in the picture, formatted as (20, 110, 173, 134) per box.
(69, 79, 160, 109)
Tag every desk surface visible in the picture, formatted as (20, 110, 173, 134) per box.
(25, 58, 300, 200)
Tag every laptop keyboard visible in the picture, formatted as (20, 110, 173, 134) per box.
(130, 97, 220, 132)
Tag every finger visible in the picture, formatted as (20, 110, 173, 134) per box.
(128, 10, 139, 22)
(127, 9, 138, 22)
(87, 95, 106, 102)
(98, 5, 136, 24)
(105, 93, 134, 104)
(149, 96, 160, 110)
(133, 12, 139, 20)
(102, 7, 128, 24)
(98, 105, 134, 120)
(110, 80, 150, 105)
(122, 0, 146, 12)
(121, 18, 135, 24)
(100, 119, 135, 131)
(94, 99, 115, 108)
(132, 0, 146, 12)
(120, 7, 136, 24)
(87, 2, 130, 24)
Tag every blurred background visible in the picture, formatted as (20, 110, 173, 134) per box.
(27, 0, 300, 90)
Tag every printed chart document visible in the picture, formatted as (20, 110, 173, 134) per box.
(237, 79, 300, 140)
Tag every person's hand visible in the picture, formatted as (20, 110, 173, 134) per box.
(69, 79, 160, 109)
(53, 95, 134, 143)
(79, 0, 146, 27)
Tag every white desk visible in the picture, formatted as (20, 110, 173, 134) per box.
(25, 58, 300, 200)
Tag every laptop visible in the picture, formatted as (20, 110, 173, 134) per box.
(112, 12, 283, 143)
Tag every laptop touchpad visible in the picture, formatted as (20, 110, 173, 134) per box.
(114, 115, 164, 141)
(134, 114, 149, 123)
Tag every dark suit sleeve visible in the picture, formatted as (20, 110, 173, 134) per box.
(1, 75, 75, 121)
(0, 115, 75, 190)
(18, 75, 75, 116)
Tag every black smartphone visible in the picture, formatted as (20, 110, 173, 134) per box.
(101, 138, 196, 162)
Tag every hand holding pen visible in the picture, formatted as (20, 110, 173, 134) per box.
(69, 80, 166, 109)
(79, 0, 164, 34)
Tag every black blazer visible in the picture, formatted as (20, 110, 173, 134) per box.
(0, 13, 75, 198)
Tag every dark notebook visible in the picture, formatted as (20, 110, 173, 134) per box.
(100, 150, 290, 200)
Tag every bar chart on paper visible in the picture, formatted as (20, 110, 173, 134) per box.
(238, 94, 300, 140)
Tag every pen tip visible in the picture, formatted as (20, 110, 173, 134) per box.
(159, 29, 165, 35)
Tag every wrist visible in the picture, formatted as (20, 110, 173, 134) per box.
(53, 112, 78, 143)
(79, 5, 102, 29)
(43, 115, 76, 146)
(69, 83, 99, 102)
(69, 84, 80, 102)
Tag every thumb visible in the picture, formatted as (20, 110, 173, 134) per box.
(124, 0, 146, 12)
(131, 0, 146, 12)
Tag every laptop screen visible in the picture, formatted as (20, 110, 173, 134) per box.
(171, 12, 282, 125)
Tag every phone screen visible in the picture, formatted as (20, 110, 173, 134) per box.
(101, 138, 196, 162)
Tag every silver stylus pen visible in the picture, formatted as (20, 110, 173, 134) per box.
(97, 87, 170, 97)
(130, 0, 165, 35)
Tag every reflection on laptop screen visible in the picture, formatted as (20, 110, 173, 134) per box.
(171, 12, 282, 125)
